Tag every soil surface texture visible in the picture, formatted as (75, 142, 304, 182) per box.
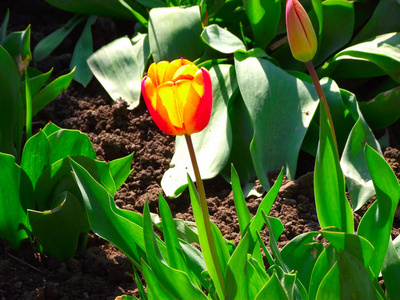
(1, 1, 400, 299)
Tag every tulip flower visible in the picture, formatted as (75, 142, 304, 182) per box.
(286, 0, 317, 62)
(141, 58, 212, 136)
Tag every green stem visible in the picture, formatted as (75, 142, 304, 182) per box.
(25, 69, 32, 140)
(184, 134, 225, 296)
(305, 60, 338, 154)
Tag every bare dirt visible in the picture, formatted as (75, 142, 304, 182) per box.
(1, 1, 400, 299)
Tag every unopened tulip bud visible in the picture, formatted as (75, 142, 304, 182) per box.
(286, 0, 317, 62)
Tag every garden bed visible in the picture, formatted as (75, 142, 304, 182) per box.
(1, 0, 400, 299)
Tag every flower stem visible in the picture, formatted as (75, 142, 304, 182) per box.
(184, 134, 225, 296)
(305, 60, 338, 154)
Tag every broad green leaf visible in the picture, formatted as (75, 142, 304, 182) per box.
(314, 99, 353, 233)
(313, 0, 354, 66)
(225, 232, 250, 300)
(69, 157, 147, 269)
(28, 192, 84, 261)
(223, 93, 256, 192)
(133, 268, 147, 300)
(319, 32, 400, 83)
(161, 64, 235, 197)
(231, 164, 251, 237)
(88, 36, 148, 109)
(0, 153, 34, 248)
(109, 152, 134, 190)
(70, 16, 97, 87)
(255, 272, 289, 300)
(340, 89, 382, 211)
(281, 232, 323, 291)
(358, 145, 400, 277)
(315, 250, 377, 300)
(33, 15, 85, 63)
(320, 231, 374, 269)
(187, 175, 227, 299)
(43, 0, 146, 20)
(43, 122, 62, 136)
(47, 129, 96, 164)
(359, 86, 400, 130)
(382, 237, 400, 300)
(142, 202, 207, 299)
(0, 9, 10, 43)
(352, 0, 400, 44)
(309, 245, 337, 300)
(0, 45, 20, 157)
(235, 55, 318, 189)
(32, 68, 75, 116)
(243, 0, 280, 49)
(21, 130, 51, 188)
(201, 24, 246, 54)
(148, 6, 204, 62)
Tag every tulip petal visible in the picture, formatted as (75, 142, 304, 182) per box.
(191, 69, 205, 97)
(173, 65, 198, 81)
(176, 80, 200, 135)
(157, 82, 183, 129)
(155, 61, 169, 86)
(143, 77, 157, 108)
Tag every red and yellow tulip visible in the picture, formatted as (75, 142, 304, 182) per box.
(286, 0, 317, 62)
(141, 58, 212, 136)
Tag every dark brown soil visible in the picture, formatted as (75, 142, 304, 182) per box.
(1, 1, 400, 299)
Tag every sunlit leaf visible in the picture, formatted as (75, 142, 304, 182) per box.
(148, 6, 204, 62)
(235, 55, 318, 189)
(88, 36, 148, 109)
(201, 24, 246, 54)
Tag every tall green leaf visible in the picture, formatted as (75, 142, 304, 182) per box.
(340, 89, 382, 211)
(381, 237, 400, 300)
(32, 68, 75, 116)
(314, 99, 353, 233)
(235, 55, 318, 189)
(143, 202, 207, 299)
(69, 157, 148, 269)
(0, 45, 20, 157)
(357, 145, 400, 277)
(33, 15, 85, 63)
(70, 16, 97, 87)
